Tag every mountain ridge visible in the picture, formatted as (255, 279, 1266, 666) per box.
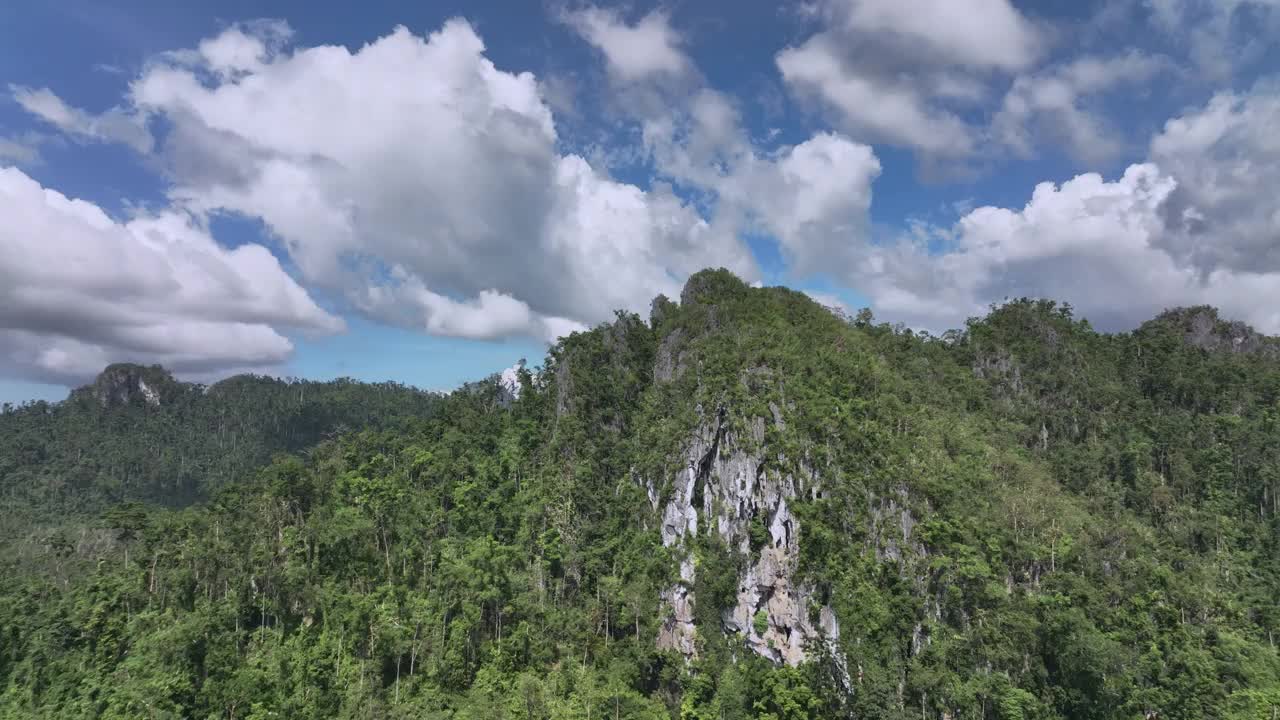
(0, 366, 446, 533)
(1, 269, 1277, 719)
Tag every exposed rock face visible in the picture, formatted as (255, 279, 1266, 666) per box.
(1174, 307, 1279, 357)
(972, 349, 1023, 395)
(78, 364, 174, 408)
(870, 486, 925, 565)
(654, 401, 840, 666)
(554, 354, 573, 418)
(654, 328, 688, 384)
(650, 271, 846, 668)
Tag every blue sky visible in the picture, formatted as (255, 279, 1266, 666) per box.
(2, 0, 1279, 404)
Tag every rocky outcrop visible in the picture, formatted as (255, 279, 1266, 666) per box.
(654, 328, 688, 384)
(1161, 306, 1280, 357)
(972, 349, 1024, 395)
(869, 486, 925, 565)
(654, 400, 840, 666)
(75, 364, 175, 408)
(649, 271, 848, 668)
(554, 354, 574, 418)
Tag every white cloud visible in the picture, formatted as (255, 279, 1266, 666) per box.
(1149, 82, 1280, 274)
(858, 165, 1180, 328)
(853, 161, 1280, 334)
(0, 166, 340, 384)
(21, 2, 1274, 376)
(635, 88, 754, 192)
(1143, 0, 1280, 80)
(561, 7, 689, 83)
(564, 5, 705, 159)
(111, 20, 754, 341)
(561, 9, 883, 286)
(778, 43, 1280, 336)
(556, 9, 884, 280)
(356, 281, 570, 342)
(837, 0, 1041, 71)
(499, 358, 526, 399)
(639, 117, 883, 288)
(11, 85, 152, 153)
(722, 133, 881, 275)
(803, 291, 854, 317)
(548, 154, 757, 310)
(611, 83, 882, 282)
(777, 0, 1042, 156)
(195, 19, 293, 79)
(777, 38, 975, 156)
(994, 52, 1169, 164)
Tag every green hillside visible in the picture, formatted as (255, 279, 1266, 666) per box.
(0, 365, 443, 535)
(1, 269, 1276, 719)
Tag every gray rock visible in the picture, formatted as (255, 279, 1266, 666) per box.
(554, 355, 573, 417)
(654, 328, 687, 384)
(769, 401, 786, 431)
(78, 364, 174, 408)
(870, 486, 925, 566)
(1178, 307, 1279, 356)
(655, 402, 840, 666)
(657, 582, 698, 657)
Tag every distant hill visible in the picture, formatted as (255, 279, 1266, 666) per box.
(0, 364, 444, 534)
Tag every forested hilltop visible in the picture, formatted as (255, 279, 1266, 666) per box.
(1, 269, 1278, 719)
(0, 365, 443, 535)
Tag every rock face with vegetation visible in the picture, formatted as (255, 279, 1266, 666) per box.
(76, 363, 178, 408)
(650, 292, 836, 668)
(1, 268, 1278, 719)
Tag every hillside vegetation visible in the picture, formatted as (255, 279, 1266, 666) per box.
(0, 365, 443, 535)
(1, 269, 1277, 719)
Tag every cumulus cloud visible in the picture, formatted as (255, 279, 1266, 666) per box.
(356, 282, 571, 341)
(561, 7, 690, 83)
(0, 166, 341, 384)
(635, 88, 748, 191)
(994, 52, 1169, 164)
(1149, 82, 1280, 274)
(853, 156, 1280, 335)
(45, 19, 758, 343)
(561, 8, 883, 278)
(777, 38, 975, 156)
(856, 165, 1180, 328)
(191, 19, 293, 79)
(834, 0, 1041, 71)
(720, 133, 881, 275)
(565, 6, 711, 166)
(777, 0, 1042, 157)
(638, 116, 882, 280)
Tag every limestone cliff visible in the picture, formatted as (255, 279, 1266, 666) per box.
(646, 283, 844, 669)
(73, 363, 177, 408)
(652, 401, 840, 666)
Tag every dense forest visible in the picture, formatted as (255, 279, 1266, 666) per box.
(1, 269, 1277, 719)
(0, 364, 443, 534)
